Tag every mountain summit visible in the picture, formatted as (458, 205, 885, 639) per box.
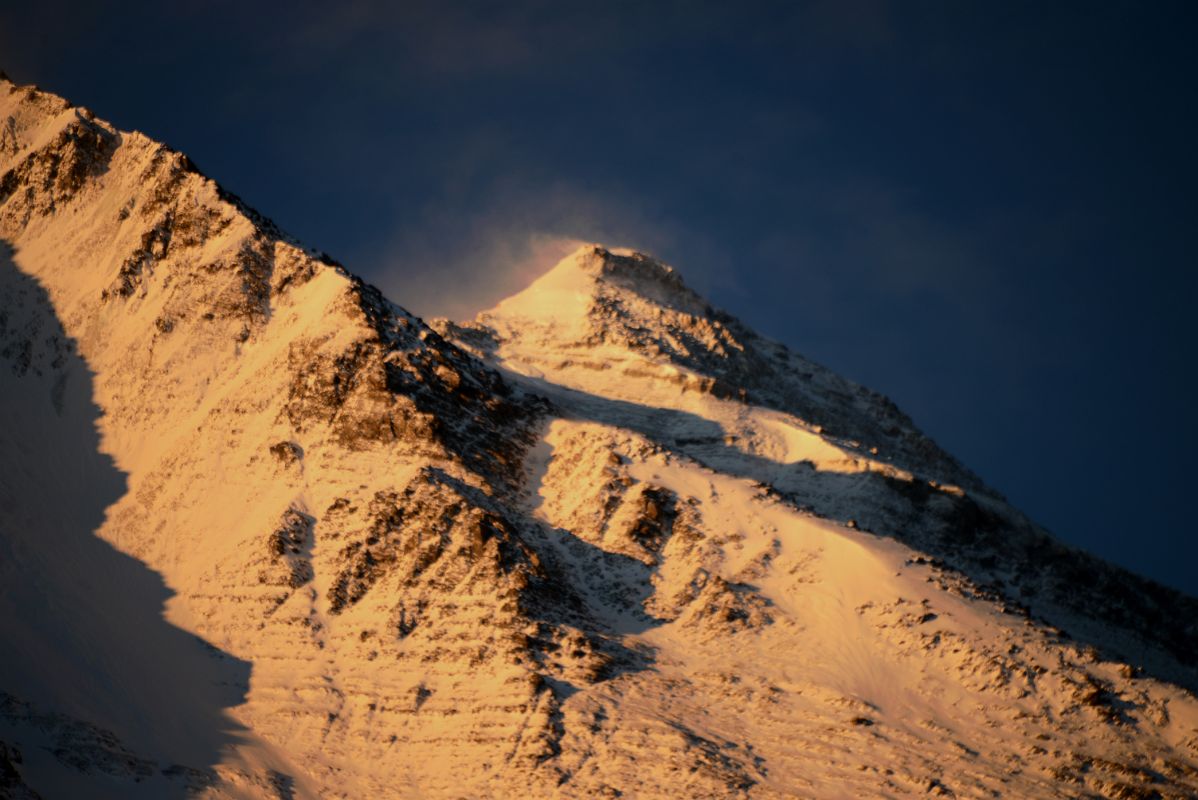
(465, 244, 983, 489)
(1, 77, 1197, 799)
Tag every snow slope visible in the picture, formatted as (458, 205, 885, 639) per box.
(1, 77, 1197, 799)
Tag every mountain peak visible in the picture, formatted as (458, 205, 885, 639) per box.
(574, 244, 691, 299)
(536, 243, 682, 287)
(482, 243, 707, 335)
(464, 241, 988, 494)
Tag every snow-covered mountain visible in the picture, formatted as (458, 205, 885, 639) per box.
(0, 76, 1195, 799)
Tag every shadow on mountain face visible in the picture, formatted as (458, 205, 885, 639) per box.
(524, 432, 662, 634)
(0, 244, 254, 799)
(506, 369, 1198, 694)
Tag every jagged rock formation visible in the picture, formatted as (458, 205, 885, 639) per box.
(1, 77, 1196, 799)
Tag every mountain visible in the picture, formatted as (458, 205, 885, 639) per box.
(0, 75, 1196, 800)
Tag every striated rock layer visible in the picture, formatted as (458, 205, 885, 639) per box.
(0, 77, 1196, 799)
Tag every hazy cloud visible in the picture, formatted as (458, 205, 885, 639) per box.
(370, 177, 697, 321)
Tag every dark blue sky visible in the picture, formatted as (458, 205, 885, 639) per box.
(3, 1, 1195, 593)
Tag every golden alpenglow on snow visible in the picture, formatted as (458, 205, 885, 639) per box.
(1, 77, 1197, 799)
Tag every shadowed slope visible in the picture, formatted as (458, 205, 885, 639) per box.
(0, 245, 255, 798)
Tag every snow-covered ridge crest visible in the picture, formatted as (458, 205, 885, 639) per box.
(2, 75, 1198, 799)
(0, 76, 538, 488)
(491, 243, 707, 317)
(483, 243, 724, 341)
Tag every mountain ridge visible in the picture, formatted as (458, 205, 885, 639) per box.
(444, 244, 1198, 675)
(1, 76, 1197, 799)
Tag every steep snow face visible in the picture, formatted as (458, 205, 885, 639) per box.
(1, 77, 1197, 800)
